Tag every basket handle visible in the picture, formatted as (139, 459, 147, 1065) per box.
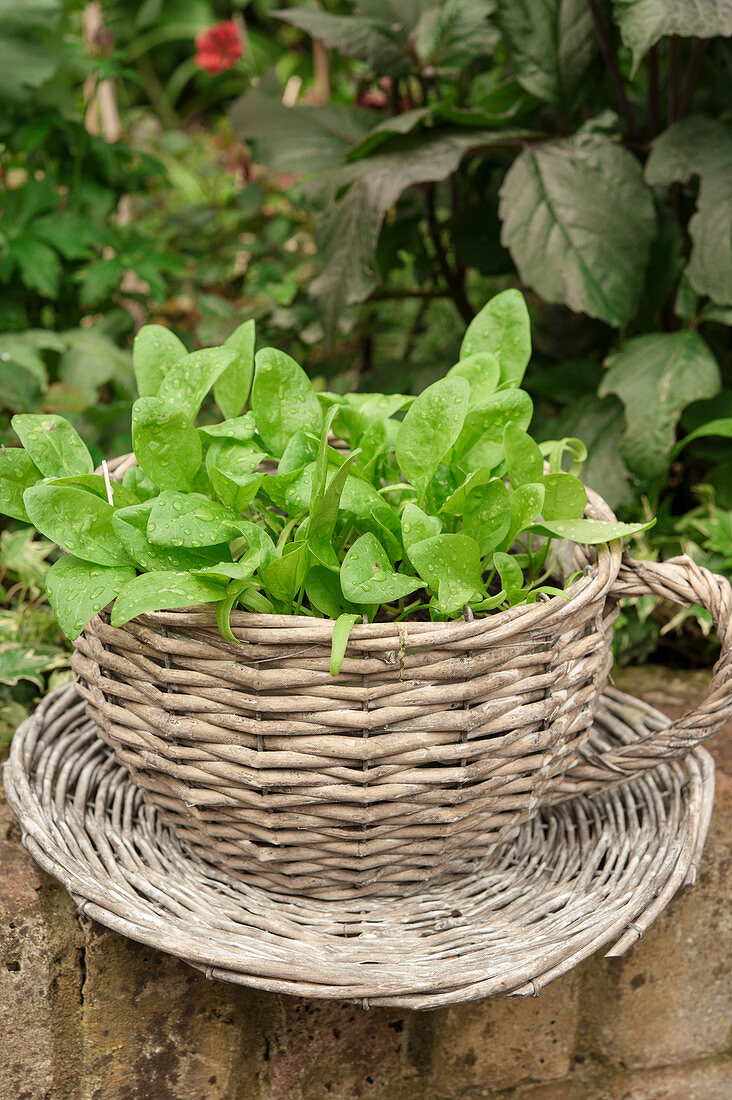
(563, 554, 732, 790)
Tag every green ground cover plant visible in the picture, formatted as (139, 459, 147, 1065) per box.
(0, 291, 650, 674)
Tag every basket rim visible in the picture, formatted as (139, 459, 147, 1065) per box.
(102, 453, 623, 648)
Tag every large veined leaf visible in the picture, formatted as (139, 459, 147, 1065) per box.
(411, 0, 499, 69)
(231, 86, 374, 176)
(545, 395, 634, 510)
(310, 129, 527, 335)
(496, 0, 597, 107)
(273, 8, 410, 76)
(613, 0, 732, 72)
(646, 117, 732, 307)
(599, 331, 721, 480)
(499, 133, 656, 327)
(0, 0, 63, 105)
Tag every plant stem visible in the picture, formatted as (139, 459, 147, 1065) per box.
(368, 288, 452, 302)
(586, 0, 639, 137)
(423, 183, 473, 323)
(647, 45, 659, 139)
(678, 39, 710, 117)
(135, 54, 178, 129)
(667, 37, 681, 125)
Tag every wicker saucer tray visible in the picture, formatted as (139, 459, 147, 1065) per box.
(3, 683, 715, 1009)
(69, 455, 732, 898)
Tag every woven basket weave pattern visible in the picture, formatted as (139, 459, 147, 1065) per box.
(72, 457, 626, 897)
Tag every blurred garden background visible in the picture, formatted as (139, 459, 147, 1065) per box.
(1, 0, 731, 742)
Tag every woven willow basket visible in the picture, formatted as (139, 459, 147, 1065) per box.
(71, 455, 732, 899)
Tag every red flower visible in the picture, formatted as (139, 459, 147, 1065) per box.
(194, 20, 243, 75)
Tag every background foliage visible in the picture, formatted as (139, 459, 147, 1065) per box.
(1, 0, 732, 734)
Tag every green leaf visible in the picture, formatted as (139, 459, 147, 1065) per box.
(447, 353, 500, 407)
(193, 548, 261, 584)
(330, 613, 361, 676)
(531, 517, 654, 543)
(543, 394, 633, 510)
(215, 581, 249, 645)
(156, 347, 238, 419)
(33, 212, 93, 261)
(499, 134, 656, 327)
(131, 397, 202, 491)
(9, 237, 60, 297)
(122, 466, 157, 503)
(12, 413, 93, 477)
(341, 533, 421, 604)
(408, 533, 482, 615)
(0, 645, 67, 692)
(496, 0, 598, 107)
(613, 0, 732, 73)
(492, 550, 524, 592)
(46, 475, 138, 509)
(232, 85, 374, 175)
(504, 423, 544, 486)
(454, 389, 533, 470)
(334, 393, 413, 445)
(198, 413, 256, 441)
(460, 290, 531, 387)
(463, 479, 512, 556)
(23, 484, 129, 566)
(401, 502, 441, 553)
(645, 118, 732, 307)
(209, 468, 263, 513)
(205, 439, 264, 482)
(214, 319, 256, 420)
(310, 452, 361, 541)
(46, 556, 135, 641)
(0, 527, 51, 588)
(111, 572, 226, 627)
(259, 543, 308, 605)
(112, 504, 215, 573)
(598, 331, 721, 480)
(673, 417, 732, 456)
(441, 469, 496, 515)
(235, 521, 276, 569)
(306, 565, 349, 618)
(0, 447, 41, 522)
(147, 491, 239, 548)
(508, 482, 546, 543)
(395, 376, 470, 500)
(273, 8, 408, 75)
(58, 329, 134, 403)
(542, 473, 587, 520)
(347, 108, 435, 161)
(412, 0, 499, 69)
(132, 325, 187, 397)
(250, 348, 323, 458)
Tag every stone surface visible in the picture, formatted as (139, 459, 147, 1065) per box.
(406, 973, 580, 1096)
(1, 668, 730, 1099)
(267, 996, 407, 1100)
(79, 920, 272, 1100)
(0, 774, 83, 1100)
(608, 1057, 732, 1100)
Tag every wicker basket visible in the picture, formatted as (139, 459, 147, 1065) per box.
(71, 456, 732, 899)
